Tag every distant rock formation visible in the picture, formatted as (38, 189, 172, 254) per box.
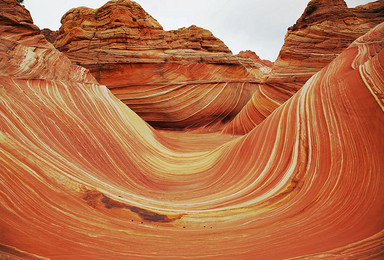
(238, 50, 273, 69)
(0, 0, 96, 83)
(41, 28, 57, 43)
(224, 0, 384, 135)
(237, 50, 273, 78)
(54, 0, 263, 130)
(267, 0, 384, 93)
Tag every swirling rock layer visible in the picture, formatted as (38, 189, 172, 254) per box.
(1, 0, 384, 259)
(224, 0, 384, 135)
(54, 0, 261, 130)
(222, 83, 291, 135)
(268, 0, 384, 90)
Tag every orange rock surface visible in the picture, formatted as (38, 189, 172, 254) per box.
(1, 0, 384, 259)
(268, 0, 384, 91)
(238, 50, 273, 71)
(236, 50, 273, 80)
(53, 0, 261, 130)
(224, 0, 384, 135)
(222, 83, 291, 135)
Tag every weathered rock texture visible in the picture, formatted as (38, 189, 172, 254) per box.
(268, 0, 384, 91)
(222, 83, 291, 135)
(2, 0, 384, 259)
(223, 0, 384, 135)
(0, 1, 96, 83)
(236, 50, 273, 79)
(239, 50, 273, 67)
(41, 28, 57, 43)
(53, 0, 262, 130)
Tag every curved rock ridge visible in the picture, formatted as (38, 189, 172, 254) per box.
(53, 0, 260, 130)
(222, 83, 291, 135)
(269, 0, 384, 88)
(225, 0, 384, 135)
(2, 1, 384, 258)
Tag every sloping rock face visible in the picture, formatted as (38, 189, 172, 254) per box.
(222, 83, 291, 135)
(267, 0, 384, 92)
(237, 50, 273, 79)
(0, 1, 96, 83)
(238, 50, 273, 69)
(224, 0, 384, 135)
(2, 0, 384, 259)
(54, 0, 260, 130)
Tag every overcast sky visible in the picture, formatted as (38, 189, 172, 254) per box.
(24, 0, 374, 61)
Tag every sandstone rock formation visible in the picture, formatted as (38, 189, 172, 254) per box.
(53, 0, 261, 130)
(239, 50, 273, 67)
(222, 83, 291, 135)
(0, 0, 96, 83)
(41, 28, 57, 43)
(238, 50, 273, 71)
(223, 0, 384, 135)
(268, 0, 384, 91)
(1, 0, 384, 258)
(236, 50, 273, 79)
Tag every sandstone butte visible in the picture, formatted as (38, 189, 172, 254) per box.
(1, 0, 384, 259)
(223, 0, 384, 135)
(53, 0, 272, 130)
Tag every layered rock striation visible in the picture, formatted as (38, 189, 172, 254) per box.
(0, 0, 96, 83)
(236, 50, 273, 79)
(1, 0, 384, 259)
(222, 83, 291, 135)
(54, 0, 261, 130)
(224, 0, 384, 135)
(268, 0, 384, 91)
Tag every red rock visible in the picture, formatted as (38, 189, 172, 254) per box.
(1, 0, 384, 259)
(222, 83, 291, 135)
(0, 0, 96, 83)
(224, 0, 384, 135)
(238, 50, 273, 69)
(54, 0, 261, 130)
(269, 0, 384, 90)
(40, 28, 58, 43)
(236, 50, 273, 79)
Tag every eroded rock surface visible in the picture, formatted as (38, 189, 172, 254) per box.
(41, 28, 57, 43)
(268, 0, 384, 91)
(54, 0, 262, 130)
(224, 0, 384, 135)
(236, 50, 273, 79)
(1, 1, 384, 259)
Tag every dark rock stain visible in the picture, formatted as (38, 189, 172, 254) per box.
(83, 190, 183, 223)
